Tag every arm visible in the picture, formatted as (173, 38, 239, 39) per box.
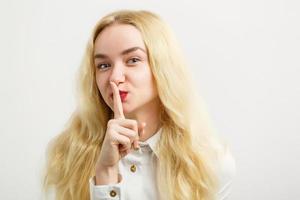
(90, 82, 144, 200)
(89, 174, 123, 200)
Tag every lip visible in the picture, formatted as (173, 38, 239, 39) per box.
(110, 90, 128, 100)
(120, 92, 128, 102)
(119, 90, 128, 94)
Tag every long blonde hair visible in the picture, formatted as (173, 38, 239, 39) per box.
(43, 9, 225, 200)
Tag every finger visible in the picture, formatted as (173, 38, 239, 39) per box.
(115, 126, 137, 142)
(114, 119, 139, 150)
(110, 82, 125, 119)
(119, 148, 128, 158)
(132, 122, 146, 150)
(111, 134, 131, 150)
(117, 125, 139, 150)
(120, 148, 132, 158)
(116, 119, 138, 133)
(133, 140, 139, 150)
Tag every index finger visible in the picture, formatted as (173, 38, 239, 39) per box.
(110, 82, 125, 119)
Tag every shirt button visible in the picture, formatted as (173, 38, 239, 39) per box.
(130, 164, 137, 172)
(110, 190, 117, 197)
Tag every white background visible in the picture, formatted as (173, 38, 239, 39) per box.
(1, 0, 299, 199)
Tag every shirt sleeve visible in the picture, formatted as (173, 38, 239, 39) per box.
(216, 146, 237, 200)
(89, 174, 123, 200)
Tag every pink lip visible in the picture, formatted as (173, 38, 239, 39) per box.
(120, 92, 128, 102)
(110, 90, 128, 101)
(119, 90, 128, 94)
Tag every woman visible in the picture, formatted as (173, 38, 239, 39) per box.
(43, 10, 236, 200)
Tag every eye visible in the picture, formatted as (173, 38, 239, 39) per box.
(96, 63, 110, 71)
(127, 57, 140, 65)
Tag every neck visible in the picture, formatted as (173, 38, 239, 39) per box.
(125, 98, 161, 142)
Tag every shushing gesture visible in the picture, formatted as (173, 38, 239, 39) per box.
(95, 82, 146, 185)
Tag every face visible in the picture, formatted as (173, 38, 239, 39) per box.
(93, 24, 159, 116)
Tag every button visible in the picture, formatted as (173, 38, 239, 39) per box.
(110, 190, 117, 197)
(130, 164, 137, 172)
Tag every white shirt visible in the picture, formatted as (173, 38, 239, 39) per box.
(89, 128, 236, 200)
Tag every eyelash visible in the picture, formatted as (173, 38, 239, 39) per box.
(96, 57, 141, 70)
(97, 63, 111, 70)
(128, 57, 140, 64)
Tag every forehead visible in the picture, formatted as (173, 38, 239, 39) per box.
(94, 24, 146, 55)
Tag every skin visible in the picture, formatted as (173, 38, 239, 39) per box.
(93, 24, 162, 184)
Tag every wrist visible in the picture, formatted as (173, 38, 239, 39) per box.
(95, 165, 119, 185)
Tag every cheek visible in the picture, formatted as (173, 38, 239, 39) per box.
(137, 69, 157, 94)
(96, 75, 106, 98)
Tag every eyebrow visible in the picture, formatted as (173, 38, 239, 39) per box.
(94, 47, 146, 59)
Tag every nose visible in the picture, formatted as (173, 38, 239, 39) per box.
(109, 62, 125, 86)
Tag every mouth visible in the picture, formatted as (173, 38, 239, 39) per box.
(110, 90, 128, 101)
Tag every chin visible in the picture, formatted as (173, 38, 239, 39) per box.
(122, 106, 133, 114)
(123, 105, 139, 117)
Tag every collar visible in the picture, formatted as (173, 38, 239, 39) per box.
(138, 127, 162, 156)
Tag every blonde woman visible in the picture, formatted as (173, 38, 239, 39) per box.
(43, 9, 236, 200)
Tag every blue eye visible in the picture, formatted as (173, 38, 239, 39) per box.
(97, 63, 110, 70)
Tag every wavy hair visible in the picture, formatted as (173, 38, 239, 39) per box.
(43, 10, 225, 200)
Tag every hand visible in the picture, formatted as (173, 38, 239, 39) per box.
(95, 82, 146, 184)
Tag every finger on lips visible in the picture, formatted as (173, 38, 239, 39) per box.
(110, 82, 125, 119)
(110, 81, 146, 152)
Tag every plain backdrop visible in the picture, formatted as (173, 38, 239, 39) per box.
(1, 0, 299, 199)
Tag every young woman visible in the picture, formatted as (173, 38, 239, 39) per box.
(43, 10, 236, 200)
